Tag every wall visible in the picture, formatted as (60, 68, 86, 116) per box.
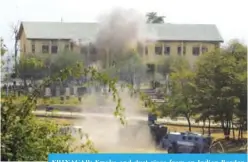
(19, 29, 30, 54)
(142, 41, 219, 65)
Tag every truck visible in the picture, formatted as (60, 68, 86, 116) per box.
(148, 113, 168, 146)
(161, 131, 212, 153)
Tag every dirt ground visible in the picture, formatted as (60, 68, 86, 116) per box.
(42, 118, 247, 153)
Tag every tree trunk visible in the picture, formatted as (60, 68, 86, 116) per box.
(238, 124, 241, 139)
(202, 119, 205, 135)
(208, 117, 211, 136)
(186, 116, 191, 132)
(231, 121, 235, 139)
(240, 124, 243, 139)
(223, 120, 231, 140)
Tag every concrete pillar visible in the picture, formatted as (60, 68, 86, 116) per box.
(45, 87, 51, 97)
(65, 87, 70, 97)
(55, 87, 60, 96)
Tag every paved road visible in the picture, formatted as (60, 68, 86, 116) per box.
(33, 110, 221, 127)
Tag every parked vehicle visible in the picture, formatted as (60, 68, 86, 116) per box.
(161, 131, 212, 153)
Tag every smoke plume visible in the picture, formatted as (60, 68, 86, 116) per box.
(71, 8, 161, 152)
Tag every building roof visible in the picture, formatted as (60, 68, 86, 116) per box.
(18, 21, 224, 42)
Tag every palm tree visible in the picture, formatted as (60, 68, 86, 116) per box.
(146, 12, 165, 24)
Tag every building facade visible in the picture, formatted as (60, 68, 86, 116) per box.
(17, 21, 223, 65)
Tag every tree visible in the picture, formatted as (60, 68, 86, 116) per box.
(159, 59, 195, 131)
(146, 12, 165, 24)
(157, 55, 191, 77)
(193, 40, 247, 138)
(10, 22, 19, 74)
(1, 61, 129, 161)
(104, 50, 147, 88)
(1, 37, 8, 68)
(15, 54, 45, 86)
(48, 52, 84, 75)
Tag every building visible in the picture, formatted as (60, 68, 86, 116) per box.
(17, 21, 223, 65)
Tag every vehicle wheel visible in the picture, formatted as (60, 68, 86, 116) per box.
(168, 147, 173, 153)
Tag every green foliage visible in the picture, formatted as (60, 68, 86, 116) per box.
(1, 37, 7, 56)
(48, 52, 84, 75)
(193, 41, 247, 134)
(157, 55, 190, 75)
(1, 61, 131, 161)
(159, 59, 195, 131)
(103, 50, 148, 85)
(146, 12, 165, 23)
(1, 37, 7, 67)
(15, 54, 45, 83)
(158, 40, 247, 136)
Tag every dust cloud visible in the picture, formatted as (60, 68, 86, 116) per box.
(74, 88, 157, 152)
(71, 8, 159, 152)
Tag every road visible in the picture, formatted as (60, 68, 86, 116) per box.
(33, 110, 221, 127)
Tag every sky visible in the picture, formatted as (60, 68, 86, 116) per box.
(0, 0, 247, 54)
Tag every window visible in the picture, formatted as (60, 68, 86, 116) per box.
(192, 47, 200, 56)
(155, 45, 162, 55)
(64, 44, 69, 51)
(177, 46, 182, 55)
(145, 46, 148, 55)
(164, 46, 170, 55)
(137, 43, 144, 55)
(195, 137, 198, 141)
(147, 64, 155, 73)
(188, 136, 193, 140)
(70, 42, 74, 51)
(215, 43, 219, 49)
(31, 41, 35, 53)
(51, 45, 58, 54)
(182, 136, 186, 140)
(32, 44, 35, 53)
(42, 45, 49, 54)
(80, 46, 88, 54)
(202, 46, 208, 53)
(89, 43, 97, 54)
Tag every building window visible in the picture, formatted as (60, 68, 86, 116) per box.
(164, 46, 170, 55)
(215, 43, 219, 49)
(64, 44, 69, 51)
(32, 44, 35, 53)
(155, 44, 162, 55)
(202, 46, 208, 53)
(137, 43, 144, 55)
(145, 46, 148, 55)
(80, 46, 88, 54)
(51, 45, 58, 54)
(31, 40, 35, 53)
(178, 46, 186, 55)
(70, 42, 74, 51)
(42, 45, 49, 54)
(192, 47, 200, 56)
(177, 46, 181, 55)
(89, 43, 97, 54)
